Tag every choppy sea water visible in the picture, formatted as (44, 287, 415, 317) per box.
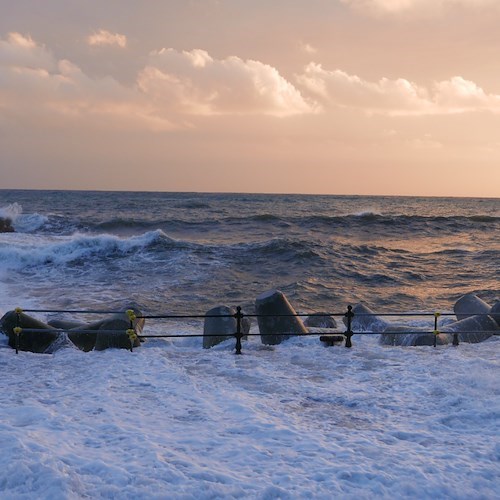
(0, 190, 499, 499)
(0, 190, 498, 322)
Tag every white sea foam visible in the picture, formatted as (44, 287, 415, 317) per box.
(0, 230, 174, 271)
(0, 203, 48, 232)
(0, 331, 498, 499)
(0, 202, 22, 221)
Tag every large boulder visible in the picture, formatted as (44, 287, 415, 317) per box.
(255, 289, 307, 345)
(454, 293, 491, 321)
(0, 311, 59, 353)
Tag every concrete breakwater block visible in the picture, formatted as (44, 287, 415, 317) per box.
(91, 309, 144, 351)
(203, 306, 251, 348)
(343, 303, 389, 333)
(255, 289, 307, 345)
(454, 293, 491, 321)
(0, 307, 145, 353)
(442, 314, 498, 343)
(304, 313, 337, 329)
(1, 311, 59, 353)
(203, 306, 237, 349)
(380, 326, 451, 346)
(48, 319, 87, 330)
(489, 301, 500, 326)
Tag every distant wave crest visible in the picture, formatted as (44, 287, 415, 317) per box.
(0, 203, 48, 232)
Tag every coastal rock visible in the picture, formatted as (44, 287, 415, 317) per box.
(442, 314, 498, 343)
(0, 217, 14, 233)
(343, 303, 389, 333)
(0, 311, 59, 353)
(304, 313, 337, 329)
(453, 293, 491, 321)
(255, 289, 307, 345)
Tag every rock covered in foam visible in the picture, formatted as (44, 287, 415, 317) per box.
(0, 217, 14, 233)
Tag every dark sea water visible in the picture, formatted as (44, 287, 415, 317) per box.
(0, 190, 498, 321)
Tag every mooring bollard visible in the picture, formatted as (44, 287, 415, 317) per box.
(234, 306, 243, 355)
(344, 305, 354, 348)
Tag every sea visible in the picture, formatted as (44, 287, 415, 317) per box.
(0, 190, 499, 499)
(0, 190, 498, 319)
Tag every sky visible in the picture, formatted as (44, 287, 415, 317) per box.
(1, 0, 500, 197)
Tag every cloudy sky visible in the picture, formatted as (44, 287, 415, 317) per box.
(1, 0, 499, 196)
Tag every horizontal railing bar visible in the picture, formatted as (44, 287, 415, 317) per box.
(20, 328, 133, 334)
(14, 309, 494, 319)
(22, 309, 125, 315)
(15, 328, 495, 337)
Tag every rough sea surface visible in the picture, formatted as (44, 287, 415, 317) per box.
(0, 190, 499, 499)
(0, 190, 498, 314)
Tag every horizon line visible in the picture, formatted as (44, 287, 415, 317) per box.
(0, 188, 499, 201)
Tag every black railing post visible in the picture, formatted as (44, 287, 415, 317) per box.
(234, 306, 243, 355)
(452, 333, 459, 346)
(344, 305, 354, 348)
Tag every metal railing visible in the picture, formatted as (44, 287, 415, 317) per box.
(4, 305, 498, 354)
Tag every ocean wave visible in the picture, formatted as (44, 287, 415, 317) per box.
(0, 203, 48, 232)
(0, 230, 186, 270)
(240, 238, 323, 261)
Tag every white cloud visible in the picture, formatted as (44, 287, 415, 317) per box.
(299, 42, 318, 55)
(0, 34, 315, 135)
(87, 29, 127, 48)
(297, 63, 431, 114)
(0, 32, 55, 71)
(0, 33, 172, 131)
(341, 0, 498, 15)
(138, 48, 316, 117)
(297, 63, 500, 115)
